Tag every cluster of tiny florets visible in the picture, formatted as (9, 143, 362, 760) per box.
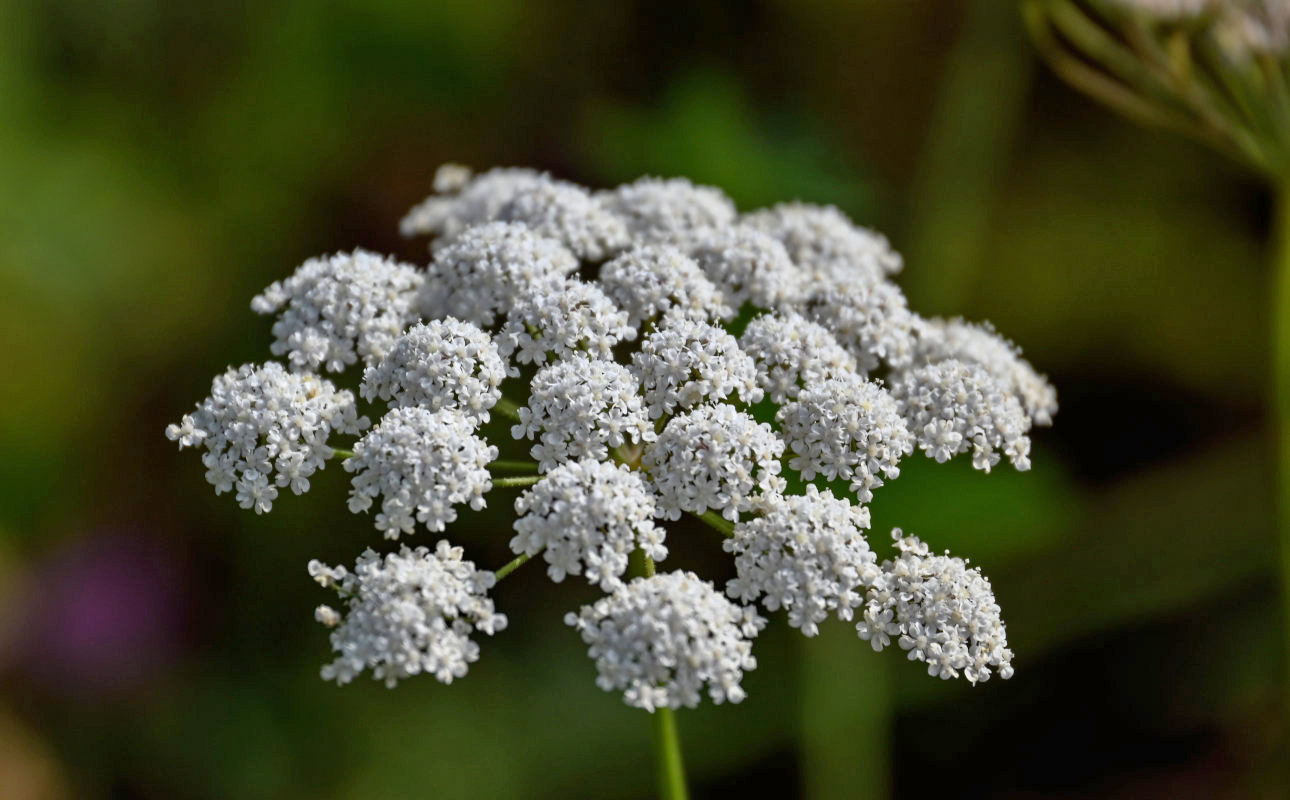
(512, 459, 666, 590)
(171, 163, 1056, 702)
(565, 571, 765, 711)
(166, 362, 367, 513)
(739, 311, 858, 403)
(361, 318, 511, 423)
(892, 359, 1033, 473)
(631, 311, 763, 419)
(311, 542, 507, 687)
(513, 354, 655, 471)
(644, 403, 786, 521)
(778, 373, 913, 502)
(857, 530, 1014, 685)
(251, 250, 424, 372)
(344, 407, 497, 538)
(725, 487, 879, 636)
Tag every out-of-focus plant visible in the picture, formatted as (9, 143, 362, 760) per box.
(165, 165, 1058, 798)
(1023, 0, 1290, 715)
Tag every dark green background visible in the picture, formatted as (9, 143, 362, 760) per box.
(0, 1, 1280, 797)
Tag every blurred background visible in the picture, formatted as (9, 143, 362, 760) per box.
(0, 0, 1281, 797)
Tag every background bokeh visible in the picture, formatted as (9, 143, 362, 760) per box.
(0, 0, 1282, 797)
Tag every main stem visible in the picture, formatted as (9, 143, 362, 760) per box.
(639, 552, 688, 800)
(1273, 178, 1290, 720)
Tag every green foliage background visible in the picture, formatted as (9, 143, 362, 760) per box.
(0, 1, 1280, 797)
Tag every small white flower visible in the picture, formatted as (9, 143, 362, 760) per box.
(643, 403, 786, 521)
(778, 373, 913, 503)
(739, 311, 858, 403)
(858, 530, 1013, 684)
(497, 178, 631, 261)
(680, 224, 805, 310)
(565, 570, 765, 710)
(166, 362, 368, 513)
(631, 311, 763, 419)
(726, 487, 879, 637)
(804, 279, 917, 374)
(497, 277, 636, 365)
(597, 244, 734, 327)
(314, 542, 508, 687)
(598, 176, 737, 242)
(418, 221, 579, 327)
(915, 317, 1058, 427)
(512, 353, 655, 471)
(361, 318, 512, 424)
(251, 250, 423, 373)
(742, 202, 902, 283)
(891, 359, 1033, 473)
(344, 407, 497, 538)
(512, 459, 666, 590)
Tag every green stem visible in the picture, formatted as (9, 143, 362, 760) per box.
(1273, 178, 1290, 721)
(489, 459, 539, 473)
(640, 552, 687, 800)
(494, 396, 524, 423)
(492, 475, 540, 489)
(330, 447, 355, 460)
(493, 551, 532, 582)
(693, 510, 736, 538)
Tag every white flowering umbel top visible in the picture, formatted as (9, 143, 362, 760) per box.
(169, 163, 1056, 706)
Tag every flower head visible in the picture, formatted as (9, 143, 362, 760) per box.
(597, 244, 734, 327)
(739, 311, 858, 403)
(565, 570, 765, 710)
(598, 176, 737, 242)
(497, 277, 636, 365)
(681, 224, 805, 310)
(631, 311, 763, 419)
(742, 202, 902, 284)
(311, 542, 507, 687)
(400, 165, 548, 241)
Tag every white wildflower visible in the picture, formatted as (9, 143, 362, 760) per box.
(497, 277, 636, 365)
(251, 250, 423, 373)
(917, 318, 1058, 426)
(597, 244, 734, 327)
(314, 542, 507, 687)
(631, 311, 763, 419)
(805, 279, 917, 373)
(643, 403, 786, 521)
(361, 318, 512, 424)
(891, 359, 1032, 473)
(681, 224, 805, 309)
(739, 311, 858, 403)
(400, 166, 547, 240)
(497, 179, 631, 261)
(565, 570, 765, 711)
(165, 362, 367, 513)
(778, 373, 912, 503)
(418, 221, 579, 327)
(725, 487, 879, 637)
(512, 354, 655, 471)
(344, 407, 497, 538)
(598, 177, 737, 242)
(742, 202, 902, 283)
(858, 530, 1013, 684)
(512, 459, 666, 590)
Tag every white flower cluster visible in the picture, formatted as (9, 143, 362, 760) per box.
(565, 571, 765, 711)
(643, 403, 786, 521)
(497, 277, 635, 365)
(778, 373, 913, 503)
(512, 459, 666, 590)
(599, 245, 733, 327)
(361, 318, 511, 423)
(739, 311, 857, 403)
(857, 531, 1013, 685)
(892, 359, 1033, 473)
(344, 407, 497, 538)
(166, 362, 367, 513)
(172, 164, 1057, 703)
(311, 542, 507, 687)
(513, 354, 654, 471)
(631, 311, 763, 419)
(251, 250, 423, 372)
(725, 487, 879, 637)
(419, 221, 578, 327)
